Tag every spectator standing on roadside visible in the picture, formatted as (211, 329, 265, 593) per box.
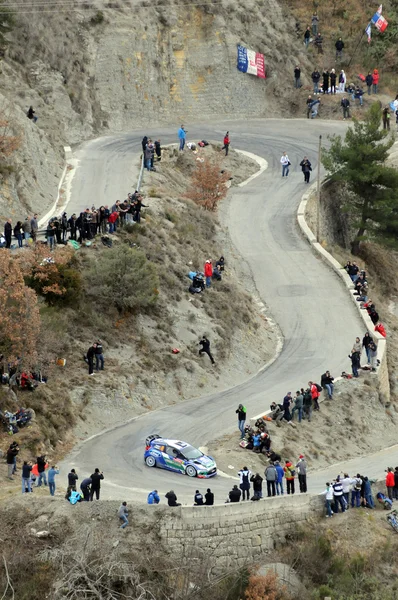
(332, 476, 346, 512)
(299, 156, 312, 184)
(284, 461, 295, 495)
(275, 461, 284, 495)
(6, 443, 18, 480)
(199, 335, 215, 365)
(265, 463, 277, 497)
(221, 131, 230, 156)
(322, 482, 334, 517)
(322, 69, 329, 94)
(309, 381, 320, 411)
(4, 218, 12, 248)
(178, 125, 186, 151)
(363, 477, 374, 508)
(304, 26, 311, 49)
(238, 466, 251, 501)
(303, 387, 313, 421)
(386, 467, 395, 501)
(294, 66, 301, 89)
(311, 11, 319, 35)
(14, 221, 23, 248)
(118, 502, 129, 528)
(372, 69, 379, 94)
(382, 107, 390, 130)
(95, 339, 104, 371)
(48, 465, 59, 497)
(362, 332, 373, 363)
(30, 214, 38, 242)
(250, 473, 263, 499)
(90, 468, 104, 500)
(280, 152, 290, 177)
(394, 467, 398, 501)
(366, 72, 373, 95)
(154, 139, 161, 161)
(67, 468, 78, 493)
(141, 135, 148, 154)
(330, 69, 337, 94)
(368, 340, 378, 371)
(341, 96, 350, 120)
(338, 70, 346, 92)
(311, 69, 320, 94)
(291, 390, 303, 422)
(204, 259, 213, 288)
(86, 342, 96, 376)
(321, 370, 334, 399)
(314, 33, 323, 54)
(37, 454, 47, 487)
(296, 455, 307, 493)
(282, 392, 292, 421)
(340, 473, 353, 507)
(335, 37, 344, 60)
(351, 474, 362, 507)
(22, 461, 33, 493)
(46, 221, 56, 251)
(236, 404, 246, 439)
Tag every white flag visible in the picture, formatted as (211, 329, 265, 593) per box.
(377, 4, 382, 13)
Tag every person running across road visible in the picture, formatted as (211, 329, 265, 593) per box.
(236, 404, 246, 439)
(118, 502, 129, 528)
(238, 466, 251, 501)
(284, 461, 295, 495)
(296, 455, 307, 493)
(89, 468, 104, 500)
(299, 156, 312, 184)
(199, 335, 215, 365)
(280, 152, 290, 177)
(221, 131, 230, 155)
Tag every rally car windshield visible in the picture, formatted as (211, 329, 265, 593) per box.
(181, 446, 203, 460)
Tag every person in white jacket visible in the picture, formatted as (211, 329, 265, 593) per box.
(338, 70, 346, 92)
(281, 152, 290, 177)
(340, 473, 354, 507)
(322, 482, 334, 517)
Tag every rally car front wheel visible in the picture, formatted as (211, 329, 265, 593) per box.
(185, 465, 197, 477)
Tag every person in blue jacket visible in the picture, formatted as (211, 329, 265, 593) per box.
(147, 490, 160, 504)
(178, 125, 186, 151)
(275, 461, 285, 495)
(48, 465, 59, 496)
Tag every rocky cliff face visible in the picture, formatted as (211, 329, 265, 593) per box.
(0, 0, 306, 217)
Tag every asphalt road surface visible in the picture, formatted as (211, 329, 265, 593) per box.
(60, 119, 374, 503)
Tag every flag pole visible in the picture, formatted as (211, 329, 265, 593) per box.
(347, 23, 370, 70)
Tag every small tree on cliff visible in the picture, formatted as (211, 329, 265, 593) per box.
(322, 102, 398, 255)
(186, 157, 230, 211)
(0, 253, 40, 368)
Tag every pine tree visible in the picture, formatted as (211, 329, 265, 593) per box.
(322, 103, 398, 254)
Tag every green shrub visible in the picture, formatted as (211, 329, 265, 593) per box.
(90, 10, 104, 25)
(87, 245, 159, 312)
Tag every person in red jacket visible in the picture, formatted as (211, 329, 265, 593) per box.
(221, 131, 230, 156)
(309, 381, 320, 411)
(204, 260, 213, 288)
(108, 211, 118, 234)
(386, 467, 395, 501)
(372, 69, 379, 94)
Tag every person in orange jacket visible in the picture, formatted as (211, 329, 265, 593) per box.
(221, 131, 230, 156)
(372, 69, 379, 94)
(204, 260, 213, 288)
(386, 467, 395, 501)
(284, 460, 295, 495)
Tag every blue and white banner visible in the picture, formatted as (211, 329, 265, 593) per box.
(237, 45, 266, 79)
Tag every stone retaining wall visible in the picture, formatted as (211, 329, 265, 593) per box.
(156, 493, 323, 569)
